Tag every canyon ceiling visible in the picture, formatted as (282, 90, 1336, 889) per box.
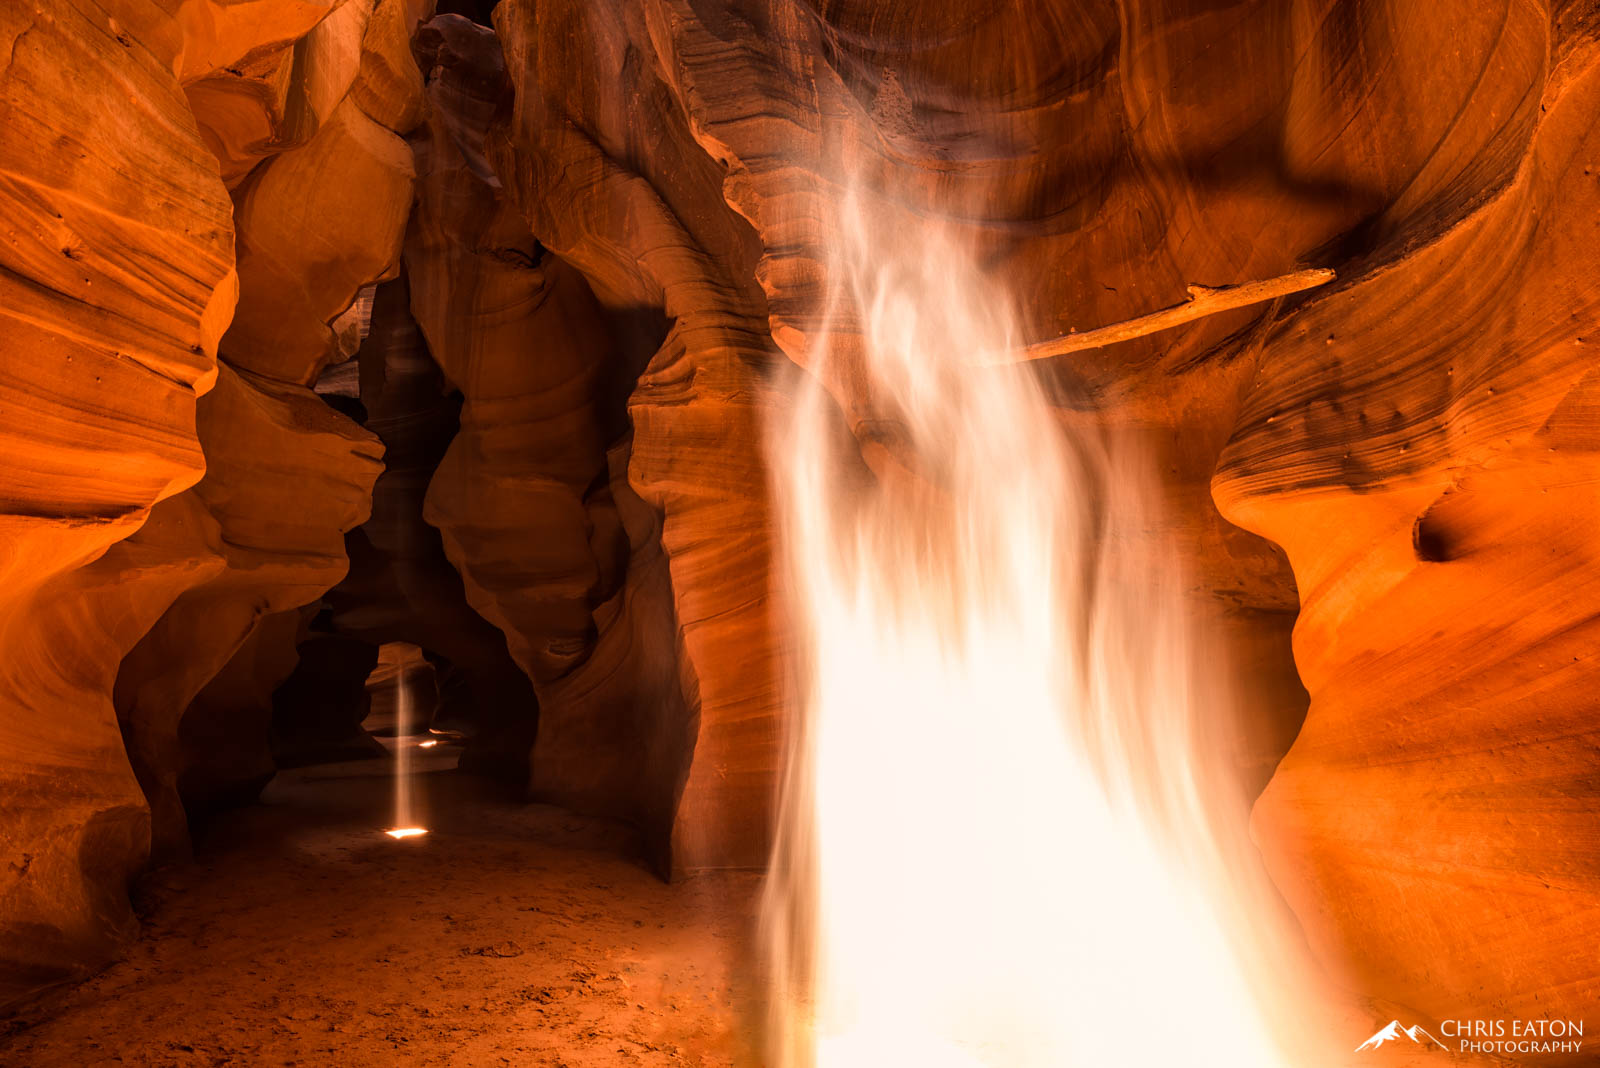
(1, 0, 1597, 1055)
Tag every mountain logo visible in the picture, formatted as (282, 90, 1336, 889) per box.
(1356, 1020, 1449, 1052)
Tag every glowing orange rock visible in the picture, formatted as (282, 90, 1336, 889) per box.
(0, 0, 238, 1010)
(1217, 46, 1600, 1043)
(0, 0, 415, 1007)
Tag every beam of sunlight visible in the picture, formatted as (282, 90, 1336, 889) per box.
(384, 666, 427, 841)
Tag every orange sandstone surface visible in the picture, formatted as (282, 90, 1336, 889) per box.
(0, 2, 1596, 1063)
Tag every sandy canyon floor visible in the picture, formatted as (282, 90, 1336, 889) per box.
(0, 746, 1510, 1068)
(0, 748, 766, 1067)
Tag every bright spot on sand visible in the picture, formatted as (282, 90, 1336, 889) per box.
(385, 827, 429, 840)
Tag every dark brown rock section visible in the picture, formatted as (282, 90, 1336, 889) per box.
(488, 1, 789, 872)
(320, 273, 540, 780)
(407, 16, 701, 873)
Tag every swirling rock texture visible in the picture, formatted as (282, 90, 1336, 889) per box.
(112, 0, 423, 864)
(487, 2, 791, 874)
(480, 0, 1306, 863)
(408, 16, 701, 873)
(112, 364, 383, 861)
(317, 273, 540, 779)
(1212, 6, 1600, 1047)
(0, 0, 238, 1010)
(484, 0, 1600, 1047)
(0, 0, 418, 1009)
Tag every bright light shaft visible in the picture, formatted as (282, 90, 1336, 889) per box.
(764, 187, 1290, 1068)
(384, 670, 425, 842)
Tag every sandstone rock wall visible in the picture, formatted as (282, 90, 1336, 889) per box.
(1214, 8, 1600, 1044)
(113, 364, 384, 860)
(0, 0, 241, 1010)
(477, 0, 1317, 869)
(2, 0, 426, 1007)
(5, 0, 1598, 1039)
(320, 273, 539, 781)
(112, 0, 422, 863)
(489, 1, 789, 872)
(408, 16, 701, 873)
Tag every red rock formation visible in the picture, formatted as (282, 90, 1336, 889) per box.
(489, 2, 790, 871)
(113, 365, 383, 859)
(408, 16, 701, 872)
(479, 0, 1318, 869)
(180, 0, 348, 185)
(108, 0, 432, 863)
(1215, 15, 1600, 1045)
(320, 273, 539, 779)
(0, 509, 224, 1011)
(0, 0, 238, 1010)
(110, 0, 424, 858)
(2, 0, 420, 1006)
(4, 0, 1597, 1044)
(222, 95, 414, 384)
(181, 0, 430, 187)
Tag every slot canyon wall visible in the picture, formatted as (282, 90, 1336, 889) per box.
(2, 0, 1597, 1052)
(0, 0, 426, 1006)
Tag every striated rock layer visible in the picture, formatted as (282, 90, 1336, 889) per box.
(113, 364, 383, 859)
(408, 16, 700, 872)
(1214, 11, 1600, 1050)
(482, 0, 1317, 867)
(0, 0, 238, 1010)
(320, 273, 540, 780)
(111, 0, 417, 862)
(2, 0, 422, 1007)
(3, 0, 1597, 1043)
(489, 2, 790, 872)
